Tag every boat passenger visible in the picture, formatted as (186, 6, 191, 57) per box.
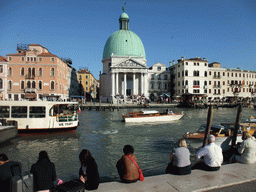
(234, 131, 256, 164)
(30, 151, 57, 192)
(192, 135, 223, 171)
(165, 138, 191, 175)
(116, 145, 140, 183)
(0, 154, 21, 192)
(79, 149, 100, 190)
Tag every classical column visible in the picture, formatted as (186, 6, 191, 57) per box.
(144, 73, 149, 97)
(124, 73, 127, 102)
(133, 73, 135, 95)
(111, 72, 115, 99)
(141, 73, 144, 95)
(116, 72, 119, 95)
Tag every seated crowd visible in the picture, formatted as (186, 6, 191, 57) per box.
(1, 132, 256, 191)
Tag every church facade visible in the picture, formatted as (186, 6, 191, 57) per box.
(100, 6, 149, 102)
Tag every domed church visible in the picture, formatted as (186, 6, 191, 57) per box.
(100, 5, 149, 102)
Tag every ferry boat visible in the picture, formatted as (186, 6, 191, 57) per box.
(122, 110, 184, 123)
(0, 101, 79, 133)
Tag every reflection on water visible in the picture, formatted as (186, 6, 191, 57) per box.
(0, 107, 254, 181)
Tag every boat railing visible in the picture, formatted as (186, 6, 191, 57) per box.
(57, 114, 78, 122)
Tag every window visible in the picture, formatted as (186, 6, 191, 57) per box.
(205, 63, 207, 66)
(27, 57, 30, 61)
(178, 72, 180, 78)
(27, 81, 31, 88)
(51, 57, 55, 62)
(193, 81, 200, 86)
(8, 81, 12, 90)
(9, 57, 12, 61)
(178, 81, 180, 86)
(185, 80, 188, 85)
(182, 71, 184, 77)
(86, 81, 88, 85)
(158, 82, 161, 89)
(38, 68, 42, 76)
(21, 57, 24, 61)
(194, 62, 196, 66)
(164, 75, 168, 80)
(0, 106, 9, 118)
(157, 66, 161, 71)
(231, 73, 233, 77)
(29, 107, 46, 118)
(86, 75, 88, 79)
(185, 70, 188, 76)
(204, 71, 207, 77)
(209, 89, 211, 93)
(158, 75, 161, 80)
(151, 74, 154, 80)
(209, 71, 211, 76)
(11, 106, 27, 118)
(209, 81, 211, 85)
(223, 72, 225, 76)
(32, 81, 36, 88)
(193, 71, 199, 76)
(32, 68, 35, 77)
(34, 57, 36, 62)
(28, 68, 31, 77)
(39, 57, 42, 62)
(50, 81, 54, 90)
(50, 68, 55, 76)
(8, 67, 12, 76)
(186, 62, 188, 65)
(39, 81, 42, 90)
(193, 89, 200, 93)
(21, 81, 24, 89)
(204, 81, 207, 85)
(150, 82, 154, 89)
(197, 63, 199, 66)
(223, 81, 225, 85)
(21, 67, 24, 76)
(0, 65, 2, 73)
(0, 78, 2, 89)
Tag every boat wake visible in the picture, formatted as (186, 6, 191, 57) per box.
(93, 130, 118, 135)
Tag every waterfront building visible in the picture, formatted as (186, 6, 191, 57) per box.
(147, 62, 171, 101)
(170, 57, 256, 102)
(100, 6, 148, 102)
(77, 68, 99, 101)
(0, 56, 8, 100)
(6, 44, 72, 100)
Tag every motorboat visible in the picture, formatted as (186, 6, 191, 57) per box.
(246, 116, 256, 123)
(0, 101, 79, 133)
(122, 110, 184, 123)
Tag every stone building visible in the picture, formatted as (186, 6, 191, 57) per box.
(100, 6, 148, 102)
(6, 44, 77, 100)
(0, 56, 8, 100)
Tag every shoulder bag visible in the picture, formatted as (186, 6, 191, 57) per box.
(125, 155, 144, 181)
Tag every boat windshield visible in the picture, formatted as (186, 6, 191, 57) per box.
(50, 103, 79, 122)
(197, 124, 222, 133)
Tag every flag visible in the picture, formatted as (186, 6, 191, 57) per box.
(79, 106, 81, 113)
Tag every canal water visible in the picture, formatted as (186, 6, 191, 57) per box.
(0, 107, 255, 182)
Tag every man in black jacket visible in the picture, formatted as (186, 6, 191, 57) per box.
(30, 151, 57, 191)
(0, 153, 21, 192)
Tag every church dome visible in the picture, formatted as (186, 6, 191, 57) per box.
(103, 6, 146, 60)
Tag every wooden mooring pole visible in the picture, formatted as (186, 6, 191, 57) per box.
(203, 105, 213, 147)
(231, 105, 242, 147)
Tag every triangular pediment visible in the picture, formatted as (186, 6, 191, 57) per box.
(114, 59, 146, 68)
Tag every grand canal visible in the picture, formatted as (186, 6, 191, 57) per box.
(0, 107, 255, 182)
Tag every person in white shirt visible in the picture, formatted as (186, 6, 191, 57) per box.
(192, 135, 223, 171)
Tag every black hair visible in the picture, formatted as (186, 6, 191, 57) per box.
(123, 145, 134, 155)
(38, 151, 49, 161)
(79, 149, 93, 166)
(0, 153, 9, 162)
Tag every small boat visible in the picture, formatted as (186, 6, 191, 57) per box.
(246, 116, 256, 123)
(122, 110, 184, 123)
(183, 124, 231, 139)
(0, 101, 79, 133)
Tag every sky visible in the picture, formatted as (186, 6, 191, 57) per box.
(0, 0, 255, 79)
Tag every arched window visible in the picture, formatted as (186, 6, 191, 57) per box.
(150, 82, 154, 89)
(51, 81, 54, 90)
(51, 68, 55, 76)
(28, 68, 31, 77)
(27, 81, 31, 88)
(32, 81, 36, 88)
(32, 68, 35, 77)
(8, 67, 12, 76)
(21, 81, 24, 89)
(185, 80, 188, 85)
(38, 68, 42, 76)
(21, 67, 25, 76)
(39, 81, 42, 90)
(185, 70, 188, 76)
(0, 78, 2, 89)
(8, 81, 12, 89)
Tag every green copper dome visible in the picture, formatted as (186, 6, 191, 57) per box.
(103, 30, 146, 59)
(103, 6, 146, 60)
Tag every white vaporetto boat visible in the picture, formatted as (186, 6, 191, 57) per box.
(0, 101, 79, 133)
(122, 110, 184, 123)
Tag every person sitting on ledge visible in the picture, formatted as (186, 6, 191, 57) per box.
(192, 135, 223, 171)
(116, 145, 140, 183)
(0, 154, 21, 192)
(165, 138, 191, 175)
(233, 131, 256, 164)
(79, 149, 100, 191)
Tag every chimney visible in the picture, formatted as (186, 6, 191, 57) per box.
(169, 62, 172, 67)
(181, 57, 184, 61)
(172, 60, 175, 66)
(203, 58, 205, 61)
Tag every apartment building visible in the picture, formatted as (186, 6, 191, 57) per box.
(0, 56, 8, 100)
(6, 44, 70, 100)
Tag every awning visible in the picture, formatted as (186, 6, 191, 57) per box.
(24, 93, 37, 98)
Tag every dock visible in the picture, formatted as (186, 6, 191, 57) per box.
(0, 119, 18, 143)
(85, 163, 256, 192)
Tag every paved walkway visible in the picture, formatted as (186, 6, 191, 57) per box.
(86, 163, 256, 192)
